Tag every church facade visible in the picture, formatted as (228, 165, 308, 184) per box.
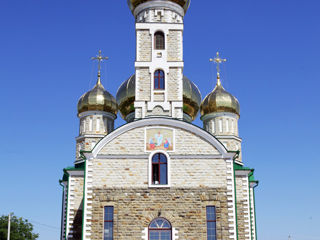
(59, 1, 259, 240)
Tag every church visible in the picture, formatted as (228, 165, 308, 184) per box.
(59, 1, 259, 240)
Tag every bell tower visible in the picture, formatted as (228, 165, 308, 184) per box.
(129, 0, 189, 120)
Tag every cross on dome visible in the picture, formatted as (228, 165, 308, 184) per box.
(91, 50, 109, 82)
(210, 52, 227, 86)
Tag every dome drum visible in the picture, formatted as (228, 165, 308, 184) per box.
(128, 0, 190, 15)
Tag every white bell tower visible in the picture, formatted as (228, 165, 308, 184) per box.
(132, 0, 186, 120)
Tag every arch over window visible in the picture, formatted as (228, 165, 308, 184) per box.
(154, 31, 165, 50)
(152, 153, 168, 185)
(149, 218, 172, 240)
(154, 70, 165, 90)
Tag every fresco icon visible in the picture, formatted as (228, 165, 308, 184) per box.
(146, 128, 174, 151)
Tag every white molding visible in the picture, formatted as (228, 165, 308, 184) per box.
(136, 23, 184, 31)
(148, 150, 171, 188)
(60, 181, 67, 240)
(88, 118, 235, 159)
(135, 61, 184, 67)
(78, 111, 116, 120)
(133, 0, 185, 17)
(147, 101, 171, 111)
(75, 134, 105, 141)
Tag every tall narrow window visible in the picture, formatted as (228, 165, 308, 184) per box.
(154, 70, 165, 90)
(96, 118, 100, 131)
(104, 206, 114, 240)
(149, 218, 172, 240)
(211, 120, 215, 134)
(152, 153, 167, 185)
(231, 120, 234, 133)
(219, 119, 223, 133)
(154, 31, 165, 50)
(226, 119, 229, 132)
(82, 119, 86, 133)
(89, 118, 93, 131)
(206, 206, 217, 240)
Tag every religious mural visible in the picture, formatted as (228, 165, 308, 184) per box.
(145, 128, 174, 151)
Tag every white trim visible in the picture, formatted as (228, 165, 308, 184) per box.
(250, 187, 257, 240)
(244, 177, 252, 240)
(82, 158, 93, 240)
(78, 111, 116, 120)
(75, 134, 105, 141)
(60, 181, 67, 240)
(136, 23, 184, 31)
(135, 61, 184, 68)
(148, 150, 171, 188)
(147, 101, 171, 111)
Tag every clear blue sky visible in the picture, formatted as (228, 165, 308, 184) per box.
(0, 0, 319, 239)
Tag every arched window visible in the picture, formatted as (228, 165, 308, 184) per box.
(154, 31, 165, 50)
(149, 218, 172, 240)
(154, 70, 165, 90)
(152, 153, 167, 185)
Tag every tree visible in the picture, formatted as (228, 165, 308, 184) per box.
(0, 214, 39, 240)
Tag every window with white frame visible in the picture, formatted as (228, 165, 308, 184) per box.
(149, 218, 172, 240)
(152, 153, 168, 185)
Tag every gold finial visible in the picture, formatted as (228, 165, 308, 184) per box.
(91, 50, 109, 84)
(210, 52, 226, 86)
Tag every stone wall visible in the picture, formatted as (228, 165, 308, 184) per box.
(137, 30, 152, 62)
(167, 68, 182, 101)
(99, 127, 220, 156)
(90, 188, 230, 240)
(167, 30, 182, 61)
(136, 68, 151, 101)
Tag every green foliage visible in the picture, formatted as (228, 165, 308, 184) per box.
(0, 214, 39, 240)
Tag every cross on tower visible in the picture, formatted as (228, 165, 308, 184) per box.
(91, 50, 109, 74)
(210, 52, 227, 79)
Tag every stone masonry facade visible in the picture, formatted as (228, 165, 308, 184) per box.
(90, 188, 230, 240)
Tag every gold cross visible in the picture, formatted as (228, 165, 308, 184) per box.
(209, 52, 227, 78)
(91, 50, 109, 73)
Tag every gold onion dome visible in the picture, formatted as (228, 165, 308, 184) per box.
(200, 77, 240, 117)
(116, 74, 201, 121)
(77, 72, 118, 116)
(127, 0, 191, 13)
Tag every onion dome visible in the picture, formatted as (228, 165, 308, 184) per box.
(116, 74, 136, 120)
(183, 76, 201, 120)
(77, 72, 118, 116)
(200, 77, 240, 117)
(116, 74, 201, 121)
(127, 0, 191, 13)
